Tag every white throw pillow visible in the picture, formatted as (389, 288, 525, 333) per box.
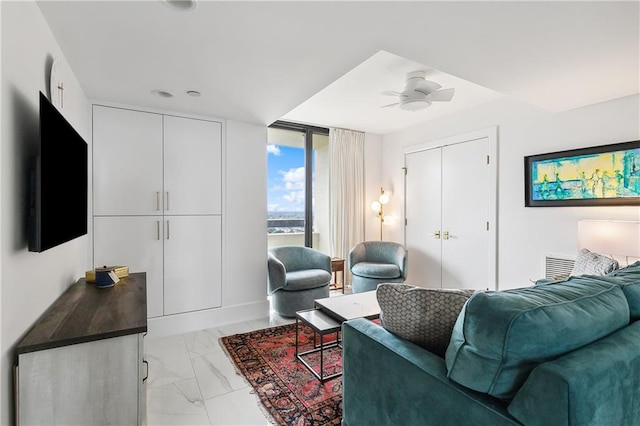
(570, 248, 619, 276)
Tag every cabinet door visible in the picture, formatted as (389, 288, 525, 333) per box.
(18, 334, 140, 425)
(93, 106, 163, 216)
(405, 147, 442, 287)
(163, 215, 222, 315)
(163, 116, 222, 215)
(441, 138, 490, 289)
(94, 216, 164, 318)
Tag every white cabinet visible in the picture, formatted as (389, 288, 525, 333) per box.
(164, 115, 222, 215)
(18, 335, 143, 425)
(404, 136, 495, 290)
(16, 273, 147, 425)
(93, 107, 163, 216)
(164, 215, 222, 315)
(94, 216, 164, 318)
(92, 105, 223, 318)
(93, 108, 222, 216)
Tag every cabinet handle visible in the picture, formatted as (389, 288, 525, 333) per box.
(156, 192, 160, 211)
(166, 220, 170, 240)
(156, 221, 160, 240)
(166, 191, 170, 211)
(143, 360, 149, 382)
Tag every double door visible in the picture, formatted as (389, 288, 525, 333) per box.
(93, 106, 222, 317)
(404, 136, 494, 290)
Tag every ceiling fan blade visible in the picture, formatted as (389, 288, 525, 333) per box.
(414, 80, 442, 94)
(382, 91, 404, 97)
(426, 88, 455, 102)
(381, 102, 400, 108)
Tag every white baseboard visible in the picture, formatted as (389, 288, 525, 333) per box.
(146, 299, 270, 338)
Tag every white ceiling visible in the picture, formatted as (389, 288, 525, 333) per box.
(37, 1, 639, 135)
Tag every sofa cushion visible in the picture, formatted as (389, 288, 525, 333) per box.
(376, 284, 475, 357)
(283, 269, 331, 291)
(570, 248, 619, 276)
(538, 262, 640, 321)
(592, 261, 640, 320)
(352, 262, 401, 279)
(445, 279, 630, 401)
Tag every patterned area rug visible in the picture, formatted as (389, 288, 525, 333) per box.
(220, 322, 343, 425)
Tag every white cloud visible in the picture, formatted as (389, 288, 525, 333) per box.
(280, 167, 305, 191)
(283, 190, 305, 205)
(267, 144, 281, 156)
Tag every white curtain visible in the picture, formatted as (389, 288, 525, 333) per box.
(329, 128, 365, 267)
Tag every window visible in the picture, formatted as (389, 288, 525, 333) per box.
(267, 121, 329, 251)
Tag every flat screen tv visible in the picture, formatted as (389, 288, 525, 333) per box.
(29, 92, 88, 252)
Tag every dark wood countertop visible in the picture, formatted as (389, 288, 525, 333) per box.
(16, 272, 147, 355)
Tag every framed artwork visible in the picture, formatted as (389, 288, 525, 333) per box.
(524, 140, 640, 207)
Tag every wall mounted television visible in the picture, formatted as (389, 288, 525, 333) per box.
(28, 92, 88, 252)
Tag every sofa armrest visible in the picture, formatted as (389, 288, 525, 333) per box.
(342, 318, 520, 426)
(267, 252, 286, 294)
(508, 320, 640, 426)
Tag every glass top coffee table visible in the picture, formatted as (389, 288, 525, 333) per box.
(295, 291, 380, 382)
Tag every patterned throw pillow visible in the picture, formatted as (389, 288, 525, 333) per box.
(376, 283, 476, 357)
(570, 248, 619, 276)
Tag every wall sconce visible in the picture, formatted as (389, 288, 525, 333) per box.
(371, 187, 390, 240)
(578, 219, 640, 265)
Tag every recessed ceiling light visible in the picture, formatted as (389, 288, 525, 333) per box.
(151, 89, 174, 98)
(162, 0, 197, 12)
(186, 90, 201, 97)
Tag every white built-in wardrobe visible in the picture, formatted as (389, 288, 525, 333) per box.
(404, 128, 497, 291)
(92, 105, 223, 318)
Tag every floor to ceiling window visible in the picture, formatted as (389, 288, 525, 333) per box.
(267, 121, 330, 253)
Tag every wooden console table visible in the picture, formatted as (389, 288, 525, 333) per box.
(16, 272, 147, 425)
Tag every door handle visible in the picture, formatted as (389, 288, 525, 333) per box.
(166, 220, 170, 240)
(432, 231, 441, 239)
(443, 231, 449, 240)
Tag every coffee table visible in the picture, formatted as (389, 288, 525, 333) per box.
(314, 290, 380, 322)
(295, 291, 380, 382)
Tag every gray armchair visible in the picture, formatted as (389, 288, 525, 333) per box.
(348, 241, 408, 293)
(267, 246, 332, 317)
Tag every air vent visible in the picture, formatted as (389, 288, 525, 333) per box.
(544, 253, 576, 280)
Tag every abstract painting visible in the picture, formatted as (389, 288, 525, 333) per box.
(525, 140, 640, 207)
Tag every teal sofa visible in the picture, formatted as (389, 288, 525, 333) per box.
(342, 262, 640, 426)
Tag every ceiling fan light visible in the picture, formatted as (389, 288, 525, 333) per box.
(400, 100, 431, 111)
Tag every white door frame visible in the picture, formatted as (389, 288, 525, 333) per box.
(403, 126, 498, 290)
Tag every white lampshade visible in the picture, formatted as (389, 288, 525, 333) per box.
(370, 201, 381, 212)
(578, 220, 640, 257)
(379, 192, 390, 205)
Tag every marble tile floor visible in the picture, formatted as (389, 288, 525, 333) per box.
(144, 288, 350, 425)
(144, 313, 295, 426)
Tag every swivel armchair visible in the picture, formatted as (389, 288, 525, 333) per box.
(348, 241, 408, 293)
(267, 246, 332, 317)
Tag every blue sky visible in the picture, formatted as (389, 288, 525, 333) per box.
(267, 145, 305, 212)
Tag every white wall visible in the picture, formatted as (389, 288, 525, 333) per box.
(382, 95, 640, 290)
(1, 2, 91, 424)
(224, 120, 269, 307)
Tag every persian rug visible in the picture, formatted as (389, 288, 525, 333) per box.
(220, 322, 343, 426)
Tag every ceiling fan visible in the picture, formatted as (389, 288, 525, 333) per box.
(381, 70, 455, 111)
